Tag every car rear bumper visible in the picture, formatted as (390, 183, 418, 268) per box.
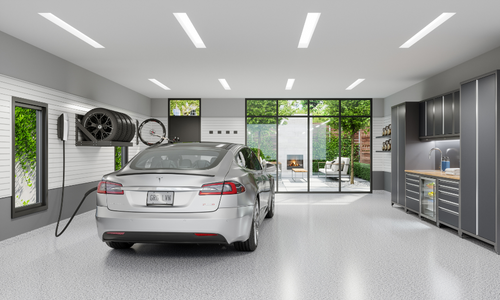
(95, 205, 253, 244)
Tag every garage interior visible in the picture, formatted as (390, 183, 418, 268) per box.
(2, 1, 500, 299)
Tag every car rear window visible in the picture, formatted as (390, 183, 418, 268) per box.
(129, 147, 226, 170)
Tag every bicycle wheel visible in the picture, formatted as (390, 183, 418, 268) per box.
(138, 118, 166, 146)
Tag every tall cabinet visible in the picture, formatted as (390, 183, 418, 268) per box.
(391, 102, 433, 207)
(460, 71, 500, 252)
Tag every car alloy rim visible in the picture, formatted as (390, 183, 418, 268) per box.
(253, 203, 259, 245)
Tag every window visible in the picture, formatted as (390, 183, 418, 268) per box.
(130, 146, 224, 170)
(246, 99, 372, 193)
(12, 98, 48, 218)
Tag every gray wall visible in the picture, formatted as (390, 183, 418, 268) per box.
(372, 98, 384, 117)
(384, 45, 500, 116)
(0, 31, 151, 116)
(202, 98, 245, 117)
(0, 182, 98, 242)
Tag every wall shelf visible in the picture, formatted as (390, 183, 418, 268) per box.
(376, 151, 391, 153)
(375, 135, 391, 138)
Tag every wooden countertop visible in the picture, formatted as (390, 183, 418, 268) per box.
(405, 170, 460, 181)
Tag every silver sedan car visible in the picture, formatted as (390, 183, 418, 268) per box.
(95, 142, 275, 251)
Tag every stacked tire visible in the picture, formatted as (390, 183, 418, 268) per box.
(82, 108, 135, 142)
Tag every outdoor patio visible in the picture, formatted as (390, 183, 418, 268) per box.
(275, 172, 370, 192)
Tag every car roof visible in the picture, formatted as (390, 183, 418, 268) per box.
(153, 142, 241, 151)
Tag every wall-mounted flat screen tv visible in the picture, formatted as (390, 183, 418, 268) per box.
(170, 100, 200, 116)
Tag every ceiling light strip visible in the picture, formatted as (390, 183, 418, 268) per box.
(400, 12, 456, 48)
(38, 13, 104, 48)
(298, 13, 321, 48)
(346, 79, 365, 90)
(148, 79, 171, 90)
(173, 13, 206, 48)
(218, 79, 231, 90)
(285, 79, 295, 90)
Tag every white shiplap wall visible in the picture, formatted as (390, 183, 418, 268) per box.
(201, 117, 245, 144)
(372, 116, 391, 172)
(0, 74, 149, 198)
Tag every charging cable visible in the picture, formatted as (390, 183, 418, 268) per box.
(55, 140, 97, 237)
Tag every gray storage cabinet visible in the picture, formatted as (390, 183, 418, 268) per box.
(391, 102, 433, 207)
(419, 91, 460, 139)
(460, 70, 500, 252)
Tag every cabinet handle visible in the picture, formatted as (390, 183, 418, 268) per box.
(438, 199, 458, 206)
(406, 189, 418, 196)
(439, 190, 459, 197)
(438, 179, 459, 185)
(406, 183, 419, 188)
(406, 196, 419, 202)
(440, 185, 459, 190)
(439, 207, 459, 216)
(406, 173, 419, 179)
(406, 178, 419, 183)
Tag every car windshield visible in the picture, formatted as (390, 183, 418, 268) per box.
(129, 146, 226, 170)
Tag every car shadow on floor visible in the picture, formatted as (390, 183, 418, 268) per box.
(103, 220, 272, 265)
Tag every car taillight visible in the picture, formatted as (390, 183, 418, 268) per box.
(199, 181, 245, 195)
(97, 181, 124, 195)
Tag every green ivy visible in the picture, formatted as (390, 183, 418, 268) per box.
(115, 147, 122, 171)
(14, 107, 37, 188)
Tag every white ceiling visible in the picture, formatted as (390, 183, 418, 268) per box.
(1, 0, 500, 99)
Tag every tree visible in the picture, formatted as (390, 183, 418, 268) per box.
(327, 100, 370, 184)
(246, 100, 307, 159)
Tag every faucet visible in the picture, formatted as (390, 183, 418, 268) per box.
(446, 148, 458, 155)
(429, 148, 442, 172)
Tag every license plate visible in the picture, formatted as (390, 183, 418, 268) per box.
(147, 191, 174, 205)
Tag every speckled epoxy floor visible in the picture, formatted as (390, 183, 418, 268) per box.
(1, 192, 500, 300)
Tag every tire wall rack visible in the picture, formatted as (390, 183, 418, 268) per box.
(75, 108, 134, 147)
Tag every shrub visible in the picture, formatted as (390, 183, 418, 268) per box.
(353, 162, 370, 181)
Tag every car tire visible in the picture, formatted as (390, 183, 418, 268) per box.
(265, 189, 275, 219)
(234, 201, 259, 251)
(105, 241, 134, 249)
(82, 108, 122, 141)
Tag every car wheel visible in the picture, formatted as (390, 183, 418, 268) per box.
(265, 189, 275, 219)
(105, 241, 134, 249)
(234, 201, 259, 251)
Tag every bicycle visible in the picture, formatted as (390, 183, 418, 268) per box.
(137, 118, 180, 146)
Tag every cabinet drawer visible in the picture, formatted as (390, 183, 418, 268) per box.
(438, 179, 459, 189)
(406, 178, 419, 186)
(438, 190, 459, 204)
(406, 196, 419, 212)
(439, 207, 459, 228)
(439, 185, 459, 195)
(406, 189, 419, 198)
(405, 182, 420, 194)
(438, 199, 459, 213)
(406, 173, 419, 180)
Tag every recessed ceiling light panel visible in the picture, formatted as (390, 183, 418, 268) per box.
(285, 79, 295, 90)
(39, 13, 104, 48)
(298, 13, 321, 48)
(218, 79, 231, 90)
(400, 12, 456, 48)
(346, 79, 365, 90)
(148, 79, 171, 90)
(174, 13, 206, 48)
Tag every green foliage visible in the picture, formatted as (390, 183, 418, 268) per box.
(170, 100, 200, 116)
(247, 100, 277, 116)
(115, 147, 122, 171)
(353, 162, 371, 181)
(14, 107, 37, 187)
(250, 148, 265, 160)
(22, 200, 30, 206)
